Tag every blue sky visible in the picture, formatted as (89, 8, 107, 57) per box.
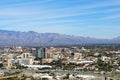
(0, 0, 120, 39)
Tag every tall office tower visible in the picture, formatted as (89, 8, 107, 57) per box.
(41, 48, 46, 58)
(36, 47, 46, 59)
(36, 47, 42, 59)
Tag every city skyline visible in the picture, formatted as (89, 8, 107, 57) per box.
(0, 0, 120, 39)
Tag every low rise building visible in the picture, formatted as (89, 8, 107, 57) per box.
(6, 52, 35, 68)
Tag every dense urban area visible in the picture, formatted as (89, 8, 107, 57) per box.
(0, 45, 120, 80)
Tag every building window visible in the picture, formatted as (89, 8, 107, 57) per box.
(23, 54, 25, 58)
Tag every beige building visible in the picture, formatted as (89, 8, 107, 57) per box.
(7, 53, 34, 68)
(42, 58, 53, 64)
(74, 53, 83, 60)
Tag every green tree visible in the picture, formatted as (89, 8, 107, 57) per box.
(0, 63, 3, 68)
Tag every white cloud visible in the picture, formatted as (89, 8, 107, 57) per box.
(101, 14, 120, 20)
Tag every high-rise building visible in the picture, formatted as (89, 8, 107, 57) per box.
(38, 48, 42, 58)
(41, 48, 46, 58)
(36, 47, 46, 59)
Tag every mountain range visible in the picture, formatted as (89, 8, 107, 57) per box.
(0, 30, 120, 47)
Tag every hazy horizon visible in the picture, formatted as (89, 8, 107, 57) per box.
(0, 0, 120, 39)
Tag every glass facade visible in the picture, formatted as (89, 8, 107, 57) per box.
(38, 48, 42, 58)
(19, 60, 30, 65)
